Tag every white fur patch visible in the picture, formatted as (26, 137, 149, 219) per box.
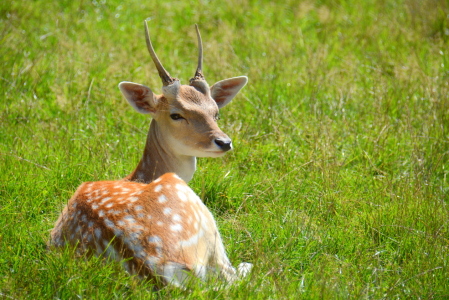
(179, 229, 204, 248)
(172, 214, 181, 222)
(100, 197, 112, 204)
(170, 223, 183, 232)
(177, 191, 187, 202)
(128, 196, 139, 203)
(158, 195, 167, 203)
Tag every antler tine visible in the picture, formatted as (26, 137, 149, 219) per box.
(192, 24, 205, 81)
(144, 20, 176, 86)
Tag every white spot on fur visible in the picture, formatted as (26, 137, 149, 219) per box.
(177, 191, 187, 202)
(163, 207, 172, 215)
(132, 224, 144, 232)
(128, 196, 139, 203)
(100, 197, 112, 204)
(104, 218, 115, 229)
(170, 223, 183, 232)
(124, 215, 136, 223)
(148, 236, 161, 243)
(130, 190, 144, 196)
(172, 214, 181, 222)
(158, 195, 167, 203)
(154, 185, 162, 193)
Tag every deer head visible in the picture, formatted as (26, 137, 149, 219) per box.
(119, 21, 247, 171)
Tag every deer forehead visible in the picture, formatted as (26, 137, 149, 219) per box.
(164, 85, 218, 114)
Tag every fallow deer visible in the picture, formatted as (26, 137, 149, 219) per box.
(49, 22, 252, 288)
(50, 172, 252, 288)
(121, 21, 248, 184)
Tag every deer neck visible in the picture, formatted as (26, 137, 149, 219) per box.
(125, 120, 196, 183)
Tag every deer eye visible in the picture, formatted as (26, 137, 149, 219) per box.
(170, 113, 184, 120)
(215, 114, 221, 121)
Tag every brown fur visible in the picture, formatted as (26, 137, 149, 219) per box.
(50, 173, 251, 287)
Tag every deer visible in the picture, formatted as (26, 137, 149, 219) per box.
(49, 21, 252, 288)
(50, 172, 252, 288)
(120, 20, 248, 184)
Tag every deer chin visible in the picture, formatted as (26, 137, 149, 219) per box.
(201, 150, 228, 158)
(178, 147, 229, 158)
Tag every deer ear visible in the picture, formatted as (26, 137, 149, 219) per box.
(210, 76, 248, 108)
(119, 82, 157, 114)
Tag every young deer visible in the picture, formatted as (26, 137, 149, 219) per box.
(50, 22, 251, 288)
(120, 21, 248, 184)
(50, 172, 252, 288)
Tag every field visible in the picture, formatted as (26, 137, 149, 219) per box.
(1, 0, 448, 298)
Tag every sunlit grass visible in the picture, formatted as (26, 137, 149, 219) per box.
(1, 0, 448, 298)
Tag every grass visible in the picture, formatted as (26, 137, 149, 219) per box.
(1, 0, 448, 298)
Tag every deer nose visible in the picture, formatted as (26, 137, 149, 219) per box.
(214, 138, 232, 151)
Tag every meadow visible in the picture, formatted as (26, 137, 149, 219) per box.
(1, 0, 448, 298)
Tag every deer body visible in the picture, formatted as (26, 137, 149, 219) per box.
(120, 22, 248, 183)
(50, 173, 251, 287)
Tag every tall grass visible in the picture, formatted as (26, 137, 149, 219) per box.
(1, 0, 448, 298)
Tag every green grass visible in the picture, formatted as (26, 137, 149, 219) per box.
(1, 0, 449, 298)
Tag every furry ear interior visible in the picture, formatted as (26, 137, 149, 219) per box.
(118, 82, 157, 114)
(210, 76, 248, 108)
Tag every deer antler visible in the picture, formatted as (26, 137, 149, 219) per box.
(190, 24, 209, 93)
(144, 20, 177, 86)
(193, 24, 204, 81)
